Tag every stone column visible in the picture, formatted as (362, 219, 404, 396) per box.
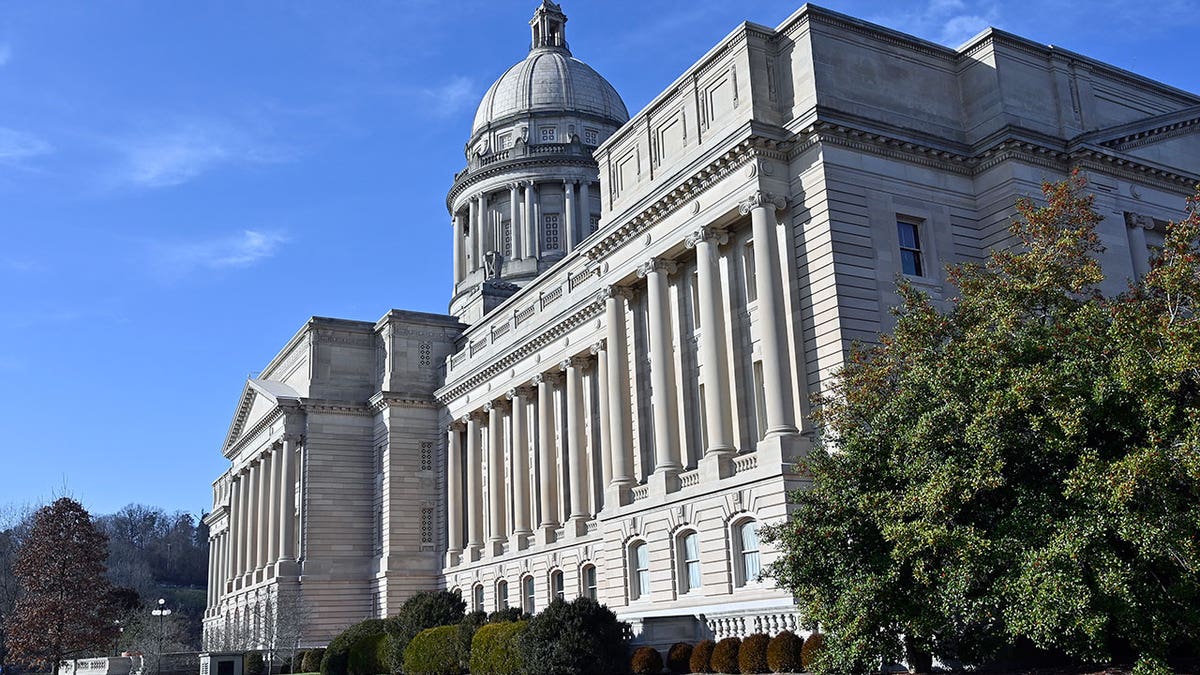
(220, 533, 229, 597)
(278, 437, 297, 566)
(480, 192, 491, 253)
(561, 356, 589, 534)
(507, 386, 533, 548)
(564, 180, 577, 250)
(739, 191, 798, 436)
(257, 454, 272, 572)
(452, 216, 464, 283)
(446, 422, 464, 564)
(686, 226, 737, 470)
(582, 181, 593, 235)
(524, 182, 536, 258)
(485, 399, 509, 555)
(509, 183, 522, 259)
(465, 413, 485, 556)
(229, 477, 242, 580)
(602, 287, 636, 503)
(468, 197, 480, 272)
(1126, 213, 1152, 277)
(207, 538, 216, 609)
(534, 372, 560, 543)
(266, 448, 280, 564)
(638, 258, 683, 490)
(591, 340, 612, 497)
(245, 462, 258, 581)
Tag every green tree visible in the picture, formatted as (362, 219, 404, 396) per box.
(5, 498, 118, 674)
(763, 175, 1200, 675)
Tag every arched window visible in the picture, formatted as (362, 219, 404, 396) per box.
(496, 580, 509, 611)
(580, 564, 597, 600)
(734, 520, 761, 587)
(629, 541, 650, 600)
(522, 575, 536, 614)
(550, 569, 565, 601)
(678, 531, 701, 594)
(473, 584, 485, 613)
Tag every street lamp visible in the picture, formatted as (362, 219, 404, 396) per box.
(112, 619, 123, 657)
(151, 598, 172, 662)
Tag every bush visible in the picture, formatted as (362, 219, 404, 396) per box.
(631, 646, 664, 675)
(292, 652, 307, 674)
(738, 634, 769, 674)
(487, 607, 527, 624)
(469, 621, 528, 675)
(302, 649, 325, 673)
(384, 590, 467, 673)
(690, 640, 715, 674)
(710, 638, 741, 674)
(402, 625, 469, 675)
(321, 618, 387, 675)
(765, 632, 803, 673)
(800, 633, 824, 672)
(518, 597, 629, 675)
(245, 653, 264, 675)
(667, 642, 693, 674)
(349, 632, 390, 675)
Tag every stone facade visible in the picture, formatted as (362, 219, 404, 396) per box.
(203, 1, 1200, 651)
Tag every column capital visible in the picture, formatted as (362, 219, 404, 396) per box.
(483, 398, 510, 414)
(738, 190, 787, 215)
(559, 355, 589, 372)
(685, 226, 730, 249)
(1124, 212, 1154, 229)
(589, 339, 607, 355)
(506, 385, 536, 400)
(637, 257, 677, 278)
(509, 181, 522, 191)
(595, 285, 633, 304)
(447, 420, 466, 432)
(532, 371, 563, 386)
(525, 179, 538, 189)
(564, 178, 579, 186)
(465, 410, 487, 424)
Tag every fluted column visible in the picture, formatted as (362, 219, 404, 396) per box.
(452, 217, 464, 283)
(534, 372, 560, 543)
(740, 191, 798, 436)
(602, 287, 636, 501)
(245, 462, 259, 580)
(507, 386, 533, 547)
(1126, 214, 1151, 277)
(468, 197, 480, 272)
(639, 258, 683, 489)
(278, 437, 297, 566)
(582, 181, 594, 235)
(230, 477, 242, 581)
(446, 422, 464, 563)
(207, 538, 216, 610)
(523, 182, 536, 258)
(266, 448, 280, 564)
(480, 192, 492, 253)
(564, 179, 577, 250)
(466, 413, 485, 555)
(686, 226, 736, 458)
(591, 340, 612, 499)
(509, 183, 522, 259)
(485, 400, 509, 554)
(258, 453, 273, 571)
(561, 356, 589, 534)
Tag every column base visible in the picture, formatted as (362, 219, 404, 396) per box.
(445, 550, 463, 567)
(649, 467, 681, 498)
(467, 545, 483, 563)
(604, 483, 634, 510)
(487, 540, 507, 557)
(756, 432, 808, 475)
(698, 451, 736, 482)
(536, 525, 559, 546)
(509, 531, 532, 552)
(275, 559, 300, 578)
(565, 517, 590, 538)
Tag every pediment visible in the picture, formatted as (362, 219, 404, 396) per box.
(1074, 105, 1200, 151)
(221, 378, 301, 455)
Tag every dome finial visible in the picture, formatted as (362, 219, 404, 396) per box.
(529, 1, 570, 54)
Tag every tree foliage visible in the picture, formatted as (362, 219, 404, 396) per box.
(763, 175, 1200, 674)
(4, 498, 118, 674)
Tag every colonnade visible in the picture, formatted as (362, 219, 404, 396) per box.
(208, 437, 300, 609)
(452, 179, 599, 283)
(446, 190, 797, 563)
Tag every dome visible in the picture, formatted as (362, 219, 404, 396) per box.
(471, 50, 629, 137)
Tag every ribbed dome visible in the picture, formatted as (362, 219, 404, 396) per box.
(471, 48, 629, 137)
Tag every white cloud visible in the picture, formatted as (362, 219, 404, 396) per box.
(419, 76, 477, 117)
(0, 127, 52, 163)
(154, 229, 289, 275)
(114, 121, 293, 189)
(0, 43, 11, 67)
(939, 14, 992, 45)
(871, 0, 999, 47)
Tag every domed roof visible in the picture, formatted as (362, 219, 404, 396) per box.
(470, 2, 628, 138)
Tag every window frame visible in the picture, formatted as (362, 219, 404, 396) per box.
(629, 540, 650, 600)
(896, 217, 925, 278)
(677, 530, 702, 594)
(549, 569, 565, 602)
(522, 575, 536, 614)
(732, 518, 762, 588)
(472, 584, 485, 613)
(540, 126, 557, 143)
(580, 563, 597, 600)
(496, 579, 509, 611)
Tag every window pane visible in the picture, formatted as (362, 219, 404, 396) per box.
(743, 549, 761, 581)
(638, 568, 650, 596)
(552, 571, 564, 599)
(901, 250, 922, 276)
(897, 221, 919, 249)
(687, 560, 701, 590)
(584, 566, 597, 599)
(684, 533, 699, 560)
(636, 543, 649, 569)
(740, 522, 759, 551)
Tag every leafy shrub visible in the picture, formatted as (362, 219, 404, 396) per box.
(384, 590, 467, 673)
(738, 634, 769, 674)
(487, 607, 528, 624)
(710, 638, 741, 674)
(667, 642, 693, 674)
(518, 597, 629, 675)
(469, 621, 528, 675)
(402, 625, 469, 675)
(291, 652, 306, 674)
(689, 640, 715, 674)
(349, 632, 390, 675)
(321, 618, 387, 675)
(245, 653, 264, 675)
(631, 646, 663, 674)
(800, 633, 824, 672)
(765, 632, 803, 673)
(301, 649, 325, 673)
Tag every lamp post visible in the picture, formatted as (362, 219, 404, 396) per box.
(151, 598, 172, 663)
(112, 619, 123, 657)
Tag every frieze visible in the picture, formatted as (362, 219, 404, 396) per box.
(312, 329, 375, 348)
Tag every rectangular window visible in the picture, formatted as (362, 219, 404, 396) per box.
(683, 532, 701, 593)
(897, 220, 924, 277)
(743, 241, 757, 302)
(498, 133, 511, 150)
(589, 214, 600, 234)
(544, 214, 561, 250)
(540, 127, 557, 142)
(753, 361, 768, 440)
(584, 128, 599, 145)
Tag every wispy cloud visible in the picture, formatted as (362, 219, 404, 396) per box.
(0, 257, 39, 273)
(872, 0, 999, 47)
(112, 120, 294, 189)
(418, 76, 477, 117)
(0, 127, 52, 164)
(152, 229, 289, 276)
(0, 43, 11, 67)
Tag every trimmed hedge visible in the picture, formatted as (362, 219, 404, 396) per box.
(800, 633, 825, 672)
(486, 607, 527, 624)
(321, 618, 387, 675)
(469, 621, 528, 675)
(689, 640, 715, 674)
(301, 649, 325, 673)
(384, 590, 467, 674)
(765, 631, 803, 673)
(402, 625, 469, 675)
(710, 638, 741, 675)
(518, 597, 629, 675)
(667, 642, 693, 674)
(630, 646, 663, 675)
(739, 633, 769, 674)
(245, 653, 264, 675)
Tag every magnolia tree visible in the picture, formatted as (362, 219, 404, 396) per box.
(763, 175, 1200, 675)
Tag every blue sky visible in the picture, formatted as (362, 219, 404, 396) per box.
(2, 0, 1198, 519)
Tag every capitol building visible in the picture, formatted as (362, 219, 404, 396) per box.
(201, 1, 1200, 649)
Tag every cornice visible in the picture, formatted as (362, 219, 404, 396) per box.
(447, 155, 600, 211)
(224, 406, 287, 459)
(368, 392, 441, 413)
